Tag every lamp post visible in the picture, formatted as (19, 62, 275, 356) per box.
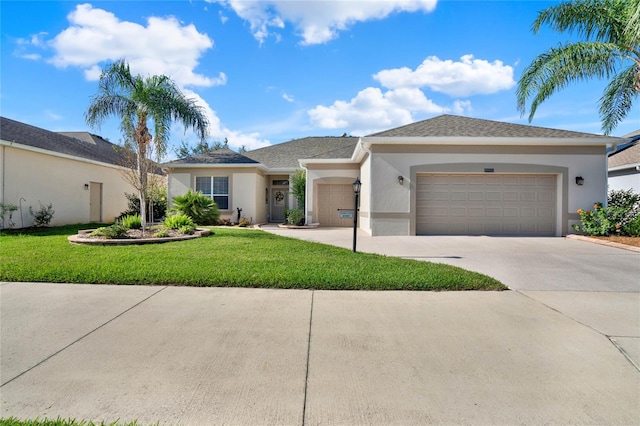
(352, 177, 361, 253)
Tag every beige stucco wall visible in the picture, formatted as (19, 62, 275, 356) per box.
(166, 167, 267, 224)
(364, 144, 607, 236)
(0, 144, 133, 228)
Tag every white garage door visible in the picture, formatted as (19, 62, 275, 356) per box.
(416, 174, 556, 236)
(317, 184, 354, 227)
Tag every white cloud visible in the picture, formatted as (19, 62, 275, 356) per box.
(282, 93, 294, 102)
(182, 90, 271, 151)
(48, 4, 216, 88)
(308, 87, 449, 135)
(219, 10, 228, 24)
(452, 100, 472, 115)
(24, 4, 267, 152)
(45, 110, 63, 121)
(210, 0, 437, 45)
(373, 54, 515, 97)
(21, 53, 42, 61)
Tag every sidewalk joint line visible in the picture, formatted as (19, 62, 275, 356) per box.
(301, 289, 314, 426)
(0, 286, 168, 387)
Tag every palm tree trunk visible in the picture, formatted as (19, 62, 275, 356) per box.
(138, 141, 148, 233)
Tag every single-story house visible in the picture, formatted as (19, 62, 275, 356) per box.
(164, 115, 623, 237)
(608, 129, 640, 193)
(0, 116, 139, 228)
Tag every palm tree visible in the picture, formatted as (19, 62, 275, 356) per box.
(516, 0, 639, 135)
(86, 59, 209, 230)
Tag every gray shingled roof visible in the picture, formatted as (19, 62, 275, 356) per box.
(367, 114, 609, 138)
(609, 141, 640, 168)
(164, 148, 260, 166)
(1, 116, 129, 166)
(244, 136, 358, 169)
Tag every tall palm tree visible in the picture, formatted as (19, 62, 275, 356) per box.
(517, 0, 639, 135)
(86, 59, 209, 230)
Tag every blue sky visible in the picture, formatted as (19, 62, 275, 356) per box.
(2, 0, 639, 156)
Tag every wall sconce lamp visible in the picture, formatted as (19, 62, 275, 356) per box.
(84, 183, 89, 190)
(575, 176, 584, 186)
(398, 175, 404, 185)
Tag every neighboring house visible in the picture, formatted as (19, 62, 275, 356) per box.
(608, 129, 640, 192)
(164, 115, 623, 237)
(0, 116, 138, 228)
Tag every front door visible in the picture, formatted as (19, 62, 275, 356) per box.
(271, 189, 288, 222)
(89, 182, 102, 222)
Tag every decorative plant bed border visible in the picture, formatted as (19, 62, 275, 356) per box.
(68, 228, 212, 246)
(275, 223, 320, 229)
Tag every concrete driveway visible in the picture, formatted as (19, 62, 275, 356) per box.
(1, 228, 639, 425)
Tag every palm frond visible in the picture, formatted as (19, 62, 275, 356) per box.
(517, 41, 623, 119)
(532, 0, 630, 44)
(599, 65, 640, 134)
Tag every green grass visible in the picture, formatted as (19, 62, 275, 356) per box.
(0, 418, 144, 426)
(0, 224, 506, 291)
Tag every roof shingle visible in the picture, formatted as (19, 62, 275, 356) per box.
(1, 117, 129, 167)
(367, 114, 610, 138)
(164, 148, 260, 166)
(609, 141, 640, 168)
(244, 136, 358, 169)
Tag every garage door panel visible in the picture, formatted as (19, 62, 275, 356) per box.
(486, 192, 501, 201)
(317, 184, 353, 227)
(468, 192, 484, 201)
(416, 174, 556, 236)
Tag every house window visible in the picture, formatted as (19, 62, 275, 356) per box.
(195, 176, 229, 210)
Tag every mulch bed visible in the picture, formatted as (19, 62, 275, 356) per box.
(591, 235, 640, 248)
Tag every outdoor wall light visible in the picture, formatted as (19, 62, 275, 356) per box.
(575, 176, 585, 186)
(398, 175, 404, 185)
(84, 183, 89, 190)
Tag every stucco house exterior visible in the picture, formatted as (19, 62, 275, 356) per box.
(0, 116, 137, 228)
(165, 115, 623, 237)
(608, 129, 640, 193)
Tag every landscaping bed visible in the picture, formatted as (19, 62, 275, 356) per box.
(69, 227, 211, 245)
(591, 235, 640, 248)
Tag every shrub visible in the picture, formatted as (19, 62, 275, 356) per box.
(0, 203, 18, 229)
(178, 225, 196, 235)
(287, 208, 304, 226)
(607, 189, 640, 231)
(572, 189, 640, 236)
(118, 192, 167, 223)
(89, 224, 129, 239)
(170, 189, 220, 225)
(238, 217, 252, 227)
(290, 169, 306, 208)
(29, 202, 55, 227)
(623, 214, 640, 236)
(164, 214, 195, 230)
(119, 214, 142, 229)
(154, 229, 170, 238)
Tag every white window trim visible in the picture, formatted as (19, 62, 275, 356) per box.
(195, 176, 230, 211)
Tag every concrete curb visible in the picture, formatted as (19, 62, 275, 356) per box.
(565, 234, 640, 253)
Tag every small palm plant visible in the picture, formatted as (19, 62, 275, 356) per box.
(170, 189, 220, 225)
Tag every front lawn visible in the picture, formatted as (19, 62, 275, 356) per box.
(0, 225, 505, 291)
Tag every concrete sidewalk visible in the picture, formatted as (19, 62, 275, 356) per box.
(1, 282, 639, 425)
